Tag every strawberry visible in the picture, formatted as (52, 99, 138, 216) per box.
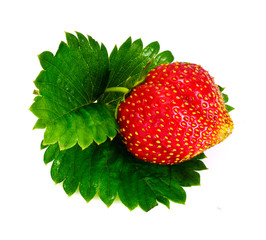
(117, 62, 233, 165)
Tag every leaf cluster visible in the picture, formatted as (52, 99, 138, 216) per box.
(30, 32, 174, 150)
(43, 137, 207, 211)
(30, 32, 232, 211)
(219, 86, 235, 112)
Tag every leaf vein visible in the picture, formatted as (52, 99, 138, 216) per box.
(41, 56, 89, 104)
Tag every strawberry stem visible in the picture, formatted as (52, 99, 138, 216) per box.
(104, 87, 130, 94)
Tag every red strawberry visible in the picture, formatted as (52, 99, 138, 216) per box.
(117, 62, 233, 165)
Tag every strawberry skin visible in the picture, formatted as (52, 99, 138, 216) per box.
(117, 62, 233, 165)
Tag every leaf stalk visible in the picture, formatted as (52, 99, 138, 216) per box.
(104, 87, 130, 94)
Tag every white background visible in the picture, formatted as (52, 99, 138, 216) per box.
(1, 0, 266, 239)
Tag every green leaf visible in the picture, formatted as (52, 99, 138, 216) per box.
(43, 137, 207, 211)
(136, 177, 158, 211)
(151, 50, 175, 67)
(99, 37, 174, 107)
(168, 160, 206, 187)
(225, 104, 235, 112)
(218, 85, 225, 92)
(155, 195, 170, 209)
(98, 149, 123, 207)
(222, 93, 229, 103)
(146, 177, 186, 204)
(218, 85, 234, 111)
(33, 119, 48, 129)
(117, 161, 139, 210)
(43, 143, 59, 164)
(30, 32, 118, 150)
(31, 100, 118, 150)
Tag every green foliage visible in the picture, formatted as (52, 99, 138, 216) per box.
(222, 93, 229, 103)
(99, 37, 174, 107)
(219, 86, 234, 112)
(225, 104, 235, 112)
(32, 101, 118, 150)
(44, 137, 207, 211)
(30, 32, 233, 211)
(30, 33, 174, 150)
(218, 85, 225, 92)
(30, 32, 114, 150)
